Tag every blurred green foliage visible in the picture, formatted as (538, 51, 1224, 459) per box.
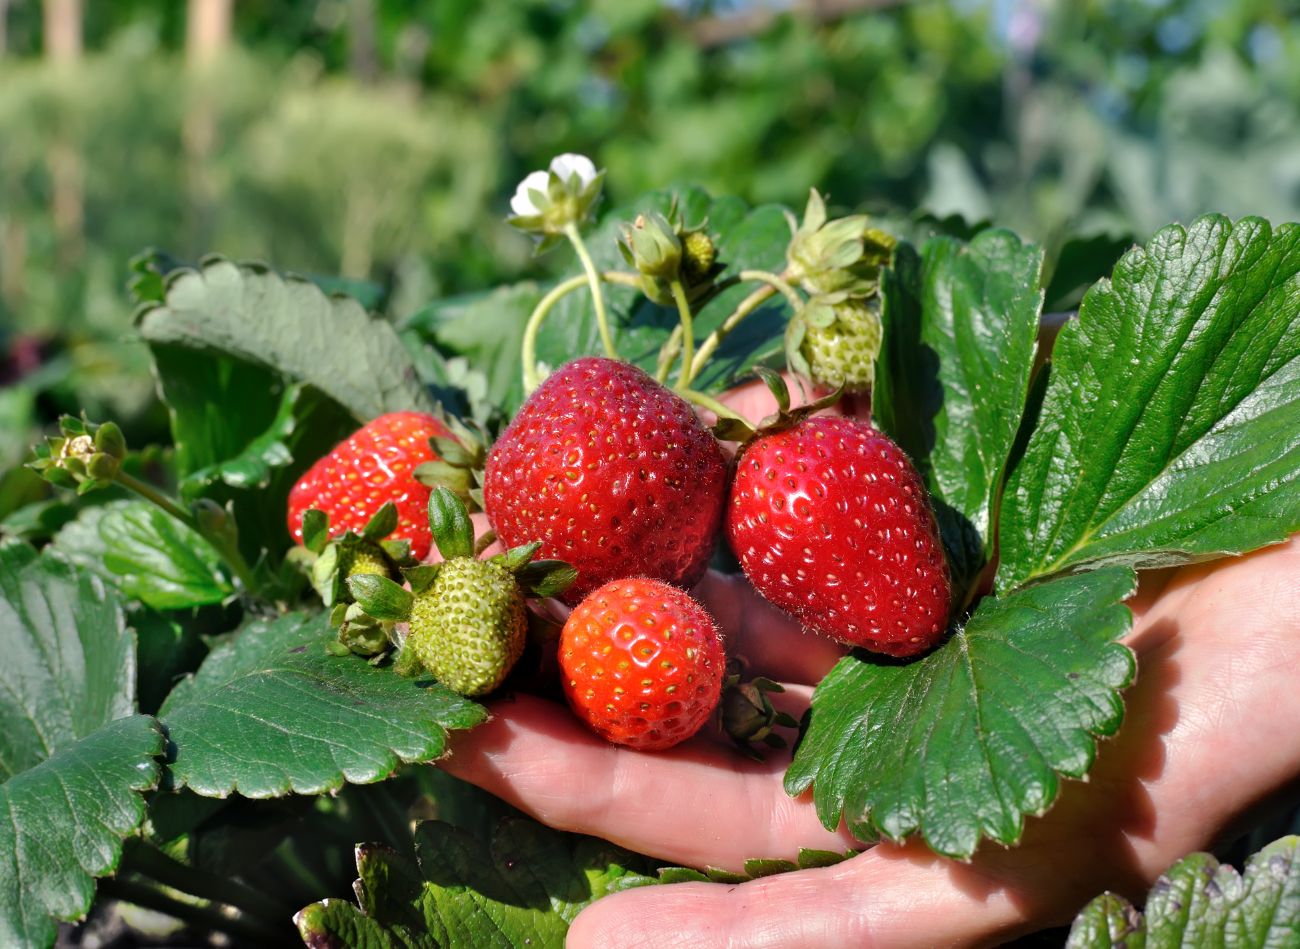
(1, 0, 1299, 492)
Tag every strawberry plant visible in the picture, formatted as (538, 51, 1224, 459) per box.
(1, 150, 1299, 949)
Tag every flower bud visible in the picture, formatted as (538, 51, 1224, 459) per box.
(619, 212, 682, 280)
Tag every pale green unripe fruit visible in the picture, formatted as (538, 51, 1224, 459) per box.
(407, 558, 526, 697)
(800, 298, 883, 392)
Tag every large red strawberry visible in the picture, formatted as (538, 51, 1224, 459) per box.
(287, 411, 449, 560)
(483, 357, 729, 604)
(559, 577, 726, 751)
(727, 414, 950, 657)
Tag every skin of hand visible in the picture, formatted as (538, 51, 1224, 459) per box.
(442, 376, 1300, 948)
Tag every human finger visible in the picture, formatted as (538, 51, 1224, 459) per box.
(693, 570, 846, 684)
(443, 692, 858, 869)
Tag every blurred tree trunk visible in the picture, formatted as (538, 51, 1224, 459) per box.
(184, 0, 232, 251)
(44, 0, 84, 269)
(349, 0, 380, 84)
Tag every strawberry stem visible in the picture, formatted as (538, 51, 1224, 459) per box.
(116, 469, 261, 596)
(669, 278, 697, 388)
(564, 222, 618, 360)
(687, 270, 804, 383)
(521, 270, 640, 393)
(677, 388, 746, 423)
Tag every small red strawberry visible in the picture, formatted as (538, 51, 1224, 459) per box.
(559, 577, 726, 751)
(483, 357, 729, 604)
(287, 411, 449, 560)
(727, 413, 950, 657)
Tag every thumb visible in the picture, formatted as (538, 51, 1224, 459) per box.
(567, 845, 1037, 949)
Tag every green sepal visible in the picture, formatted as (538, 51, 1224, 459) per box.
(329, 603, 350, 627)
(324, 640, 352, 657)
(427, 487, 475, 561)
(337, 605, 392, 657)
(93, 420, 127, 460)
(753, 367, 791, 414)
(473, 530, 499, 558)
(301, 509, 330, 553)
(711, 417, 758, 443)
(361, 501, 399, 542)
(380, 538, 414, 564)
(500, 542, 543, 573)
(85, 452, 121, 482)
(714, 369, 842, 446)
(515, 559, 579, 599)
(402, 564, 441, 594)
(430, 435, 477, 468)
(311, 544, 343, 605)
(720, 661, 800, 761)
(392, 644, 426, 678)
(346, 574, 414, 622)
(415, 460, 472, 493)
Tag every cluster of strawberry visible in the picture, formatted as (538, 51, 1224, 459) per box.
(288, 356, 949, 752)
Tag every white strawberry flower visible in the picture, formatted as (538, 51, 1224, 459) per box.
(509, 170, 552, 218)
(507, 153, 605, 247)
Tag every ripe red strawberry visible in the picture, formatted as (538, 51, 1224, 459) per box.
(287, 411, 449, 560)
(727, 415, 950, 657)
(483, 357, 729, 604)
(559, 577, 726, 751)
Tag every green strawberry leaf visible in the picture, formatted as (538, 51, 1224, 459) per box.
(176, 379, 297, 497)
(136, 257, 435, 424)
(785, 566, 1136, 859)
(403, 284, 545, 422)
(875, 230, 1044, 600)
(294, 817, 655, 948)
(0, 542, 164, 946)
(998, 216, 1300, 592)
(1065, 836, 1300, 947)
(0, 716, 164, 949)
(0, 542, 139, 775)
(51, 500, 234, 610)
(160, 610, 486, 798)
(148, 342, 358, 564)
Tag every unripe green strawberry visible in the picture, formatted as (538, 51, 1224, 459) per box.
(407, 557, 527, 697)
(339, 544, 392, 581)
(341, 487, 576, 695)
(799, 297, 882, 392)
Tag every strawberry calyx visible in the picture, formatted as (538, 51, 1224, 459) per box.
(719, 658, 800, 761)
(413, 418, 488, 512)
(332, 487, 575, 664)
(711, 366, 844, 445)
(296, 501, 417, 610)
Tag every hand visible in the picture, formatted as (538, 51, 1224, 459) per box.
(444, 379, 1300, 947)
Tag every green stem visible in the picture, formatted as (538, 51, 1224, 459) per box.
(98, 878, 290, 948)
(564, 222, 617, 360)
(737, 269, 803, 313)
(521, 271, 640, 393)
(676, 388, 746, 422)
(126, 842, 293, 928)
(115, 470, 261, 595)
(114, 470, 191, 524)
(685, 270, 803, 384)
(669, 279, 697, 388)
(655, 324, 684, 384)
(689, 283, 777, 381)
